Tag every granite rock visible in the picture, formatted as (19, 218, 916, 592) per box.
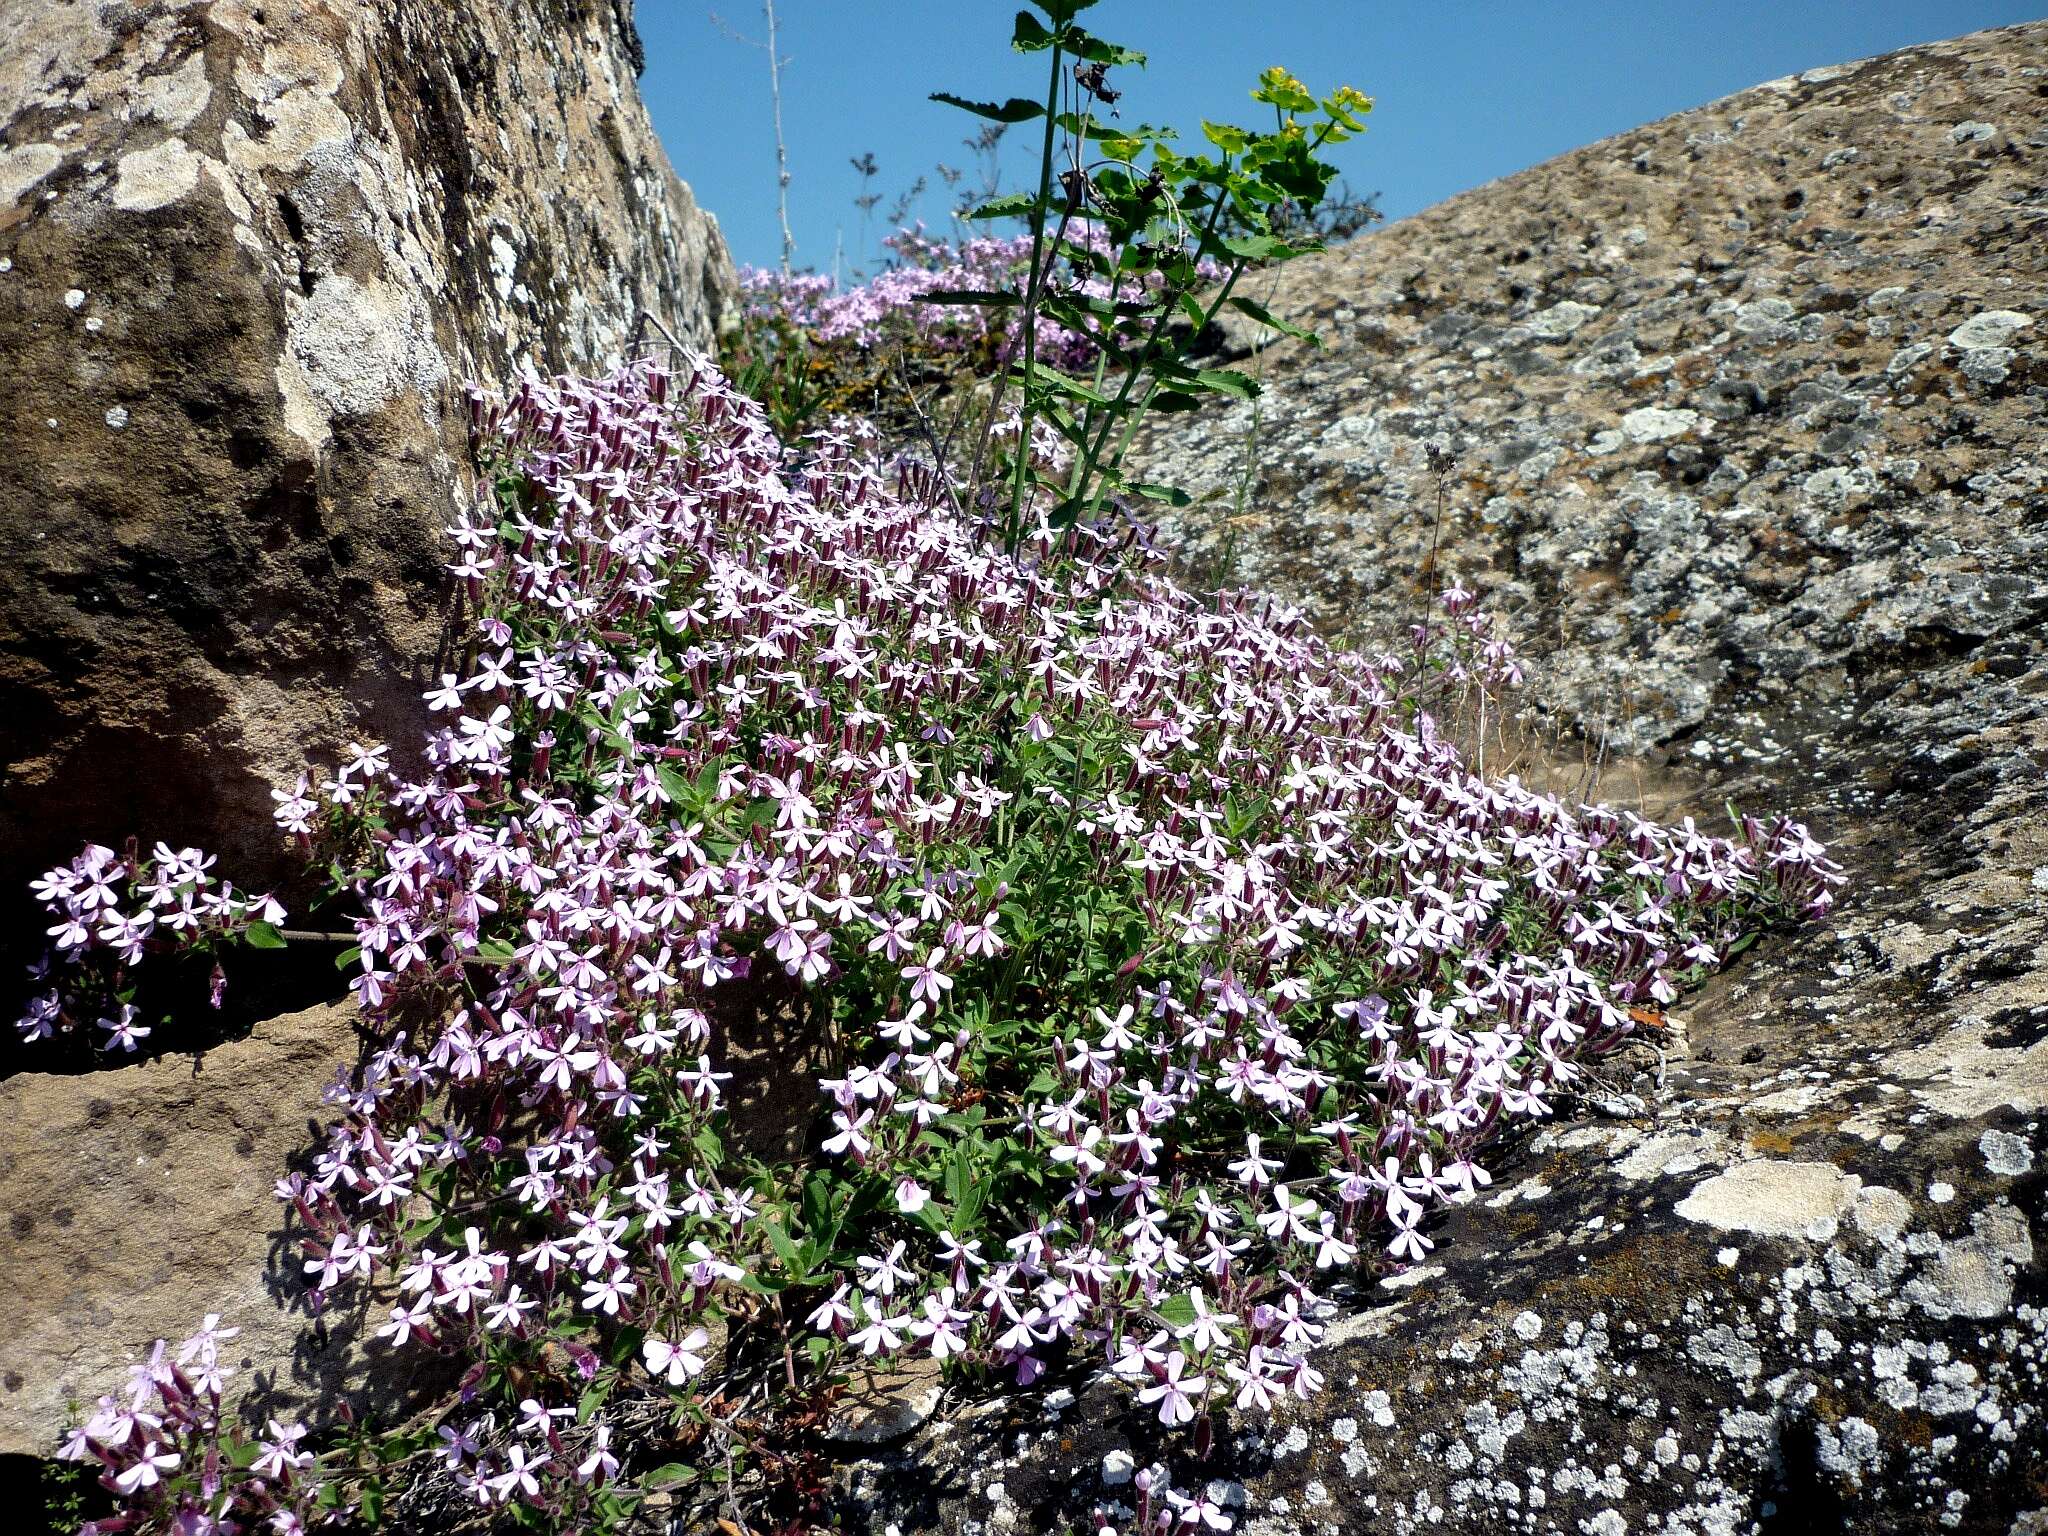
(0, 0, 737, 970)
(0, 1004, 438, 1457)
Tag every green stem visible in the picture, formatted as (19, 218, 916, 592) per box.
(1068, 170, 1238, 516)
(1065, 239, 1136, 503)
(1090, 259, 1250, 515)
(1007, 41, 1067, 555)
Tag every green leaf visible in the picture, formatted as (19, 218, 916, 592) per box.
(1060, 28, 1143, 66)
(1011, 10, 1055, 50)
(930, 92, 1045, 124)
(1201, 120, 1249, 155)
(762, 1219, 804, 1273)
(334, 944, 362, 971)
(692, 1124, 725, 1169)
(801, 1169, 844, 1250)
(1025, 360, 1111, 405)
(1195, 367, 1260, 400)
(1122, 480, 1193, 508)
(656, 764, 692, 806)
(1251, 66, 1317, 113)
(1226, 294, 1322, 345)
(1218, 232, 1300, 263)
(475, 937, 518, 963)
(641, 1463, 697, 1493)
(242, 920, 287, 950)
(965, 192, 1040, 221)
(1154, 1291, 1198, 1327)
(609, 1323, 647, 1367)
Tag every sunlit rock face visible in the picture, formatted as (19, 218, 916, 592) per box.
(0, 1004, 455, 1456)
(842, 26, 2045, 1536)
(0, 0, 737, 968)
(1131, 21, 2045, 758)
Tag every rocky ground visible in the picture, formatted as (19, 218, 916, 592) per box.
(835, 23, 2048, 1536)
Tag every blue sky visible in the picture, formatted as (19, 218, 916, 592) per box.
(637, 2, 2042, 276)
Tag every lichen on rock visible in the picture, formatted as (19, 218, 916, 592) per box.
(0, 0, 738, 980)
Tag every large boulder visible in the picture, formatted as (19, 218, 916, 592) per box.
(842, 26, 2048, 1534)
(0, 0, 737, 965)
(1130, 21, 2046, 754)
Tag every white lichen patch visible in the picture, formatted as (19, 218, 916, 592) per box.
(0, 142, 67, 209)
(130, 48, 212, 131)
(1621, 406, 1698, 444)
(1883, 1016, 2048, 1117)
(1978, 1129, 2034, 1176)
(1851, 1184, 1914, 1240)
(1945, 309, 2030, 349)
(1907, 1240, 2012, 1320)
(1525, 301, 1601, 340)
(111, 137, 202, 213)
(275, 271, 448, 446)
(1617, 1130, 1728, 1181)
(1674, 1160, 1862, 1239)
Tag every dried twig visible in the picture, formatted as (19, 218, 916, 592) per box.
(711, 3, 797, 275)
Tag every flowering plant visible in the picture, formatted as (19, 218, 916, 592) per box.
(16, 839, 286, 1057)
(27, 12, 1847, 1532)
(929, 6, 1370, 549)
(738, 222, 1224, 373)
(40, 346, 1839, 1532)
(726, 2, 1373, 557)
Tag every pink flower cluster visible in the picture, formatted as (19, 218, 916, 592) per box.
(60, 1316, 320, 1535)
(17, 842, 284, 1052)
(57, 350, 1839, 1531)
(740, 223, 1225, 369)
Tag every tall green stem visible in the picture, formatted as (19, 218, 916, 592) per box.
(1006, 42, 1066, 555)
(1088, 262, 1250, 517)
(1068, 178, 1239, 519)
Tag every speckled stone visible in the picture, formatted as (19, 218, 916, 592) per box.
(0, 0, 737, 969)
(1129, 22, 2047, 758)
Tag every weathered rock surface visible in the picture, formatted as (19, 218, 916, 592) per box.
(843, 25, 2048, 1535)
(1133, 21, 2046, 756)
(0, 1003, 428, 1457)
(0, 0, 737, 964)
